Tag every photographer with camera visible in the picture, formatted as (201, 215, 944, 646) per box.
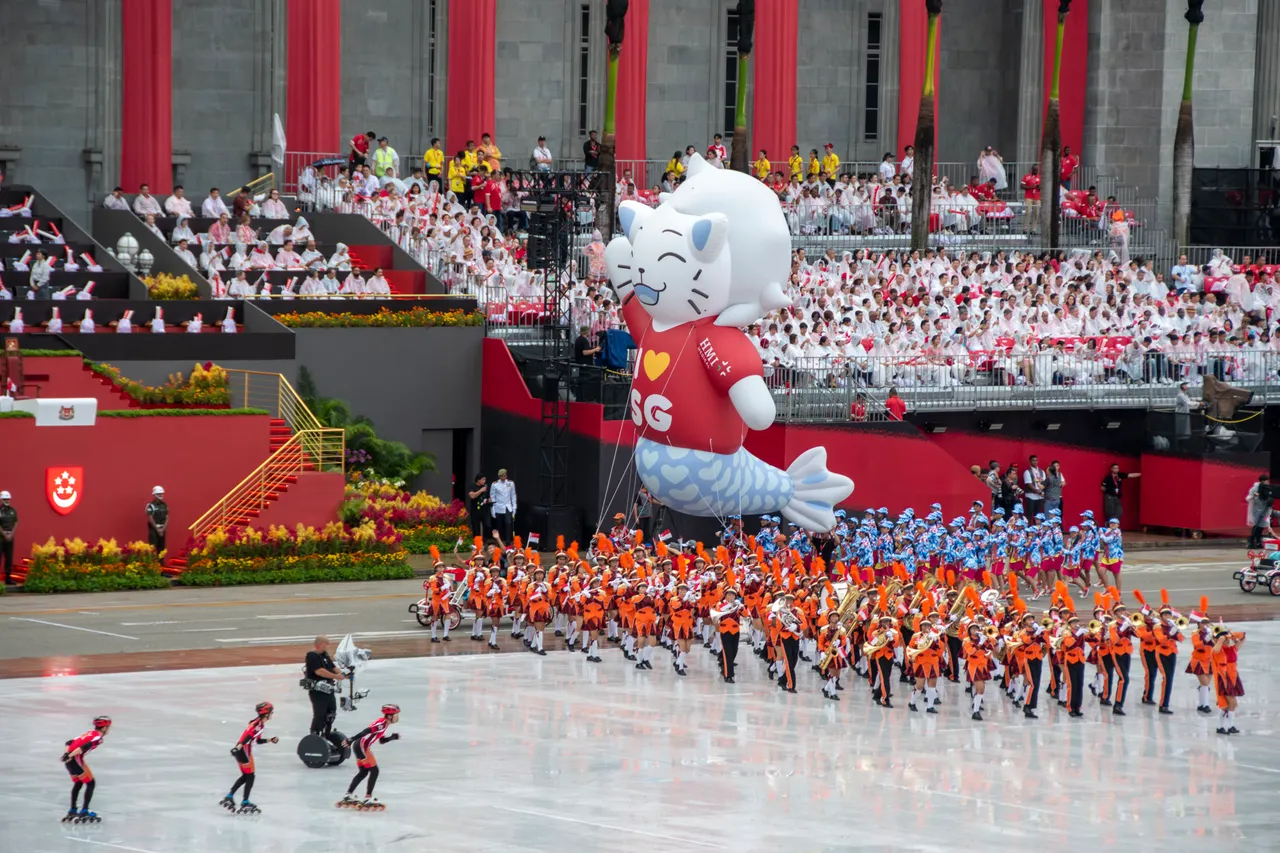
(1247, 474, 1274, 549)
(304, 635, 345, 736)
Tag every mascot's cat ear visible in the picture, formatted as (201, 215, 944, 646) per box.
(618, 201, 653, 244)
(686, 153, 711, 177)
(688, 213, 729, 263)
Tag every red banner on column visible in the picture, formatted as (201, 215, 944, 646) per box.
(286, 0, 342, 154)
(897, 0, 940, 159)
(614, 0, 650, 162)
(121, 0, 173, 193)
(752, 0, 799, 170)
(1043, 0, 1088, 154)
(447, 0, 497, 155)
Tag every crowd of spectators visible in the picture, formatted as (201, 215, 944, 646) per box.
(744, 246, 1280, 393)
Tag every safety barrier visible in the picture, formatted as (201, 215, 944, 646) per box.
(765, 349, 1280, 414)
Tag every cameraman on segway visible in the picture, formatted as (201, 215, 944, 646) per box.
(305, 635, 344, 735)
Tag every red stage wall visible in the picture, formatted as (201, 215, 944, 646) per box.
(897, 0, 940, 159)
(1043, 0, 1088, 154)
(287, 0, 343, 153)
(446, 0, 497, 154)
(752, 0, 799, 169)
(121, 0, 173, 193)
(614, 0, 650, 162)
(22, 357, 133, 410)
(254, 471, 347, 531)
(929, 432, 1141, 528)
(0, 415, 270, 557)
(1139, 453, 1264, 534)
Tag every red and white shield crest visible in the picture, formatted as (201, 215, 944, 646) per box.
(47, 467, 83, 515)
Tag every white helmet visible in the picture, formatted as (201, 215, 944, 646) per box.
(0, 491, 10, 500)
(152, 486, 165, 496)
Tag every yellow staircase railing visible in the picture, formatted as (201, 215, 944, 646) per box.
(225, 368, 325, 433)
(188, 429, 345, 540)
(189, 370, 343, 541)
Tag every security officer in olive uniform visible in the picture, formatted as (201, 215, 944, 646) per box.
(146, 486, 169, 558)
(0, 490, 17, 585)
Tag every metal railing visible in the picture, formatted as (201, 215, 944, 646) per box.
(189, 368, 345, 539)
(766, 349, 1280, 414)
(225, 368, 324, 433)
(188, 428, 346, 540)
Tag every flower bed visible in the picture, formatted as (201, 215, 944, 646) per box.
(342, 482, 469, 555)
(274, 307, 482, 328)
(90, 361, 232, 407)
(23, 538, 170, 593)
(143, 273, 200, 300)
(181, 521, 412, 586)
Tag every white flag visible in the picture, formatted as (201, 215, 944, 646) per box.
(271, 112, 286, 176)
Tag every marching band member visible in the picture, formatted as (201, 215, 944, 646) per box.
(773, 593, 805, 693)
(526, 567, 552, 656)
(668, 583, 696, 676)
(1060, 614, 1087, 717)
(630, 581, 659, 670)
(1016, 609, 1046, 718)
(1211, 624, 1245, 735)
(962, 623, 993, 720)
(866, 613, 897, 707)
(1108, 599, 1135, 715)
(425, 567, 453, 643)
(711, 589, 743, 682)
(1187, 596, 1216, 714)
(1152, 593, 1184, 714)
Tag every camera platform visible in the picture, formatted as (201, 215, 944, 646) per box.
(296, 731, 350, 768)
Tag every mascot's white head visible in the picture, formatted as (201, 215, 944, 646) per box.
(607, 201, 730, 329)
(661, 153, 792, 327)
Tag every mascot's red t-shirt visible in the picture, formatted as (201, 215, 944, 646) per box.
(622, 294, 761, 454)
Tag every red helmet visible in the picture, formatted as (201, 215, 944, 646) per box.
(381, 703, 400, 716)
(256, 701, 274, 716)
(93, 715, 112, 728)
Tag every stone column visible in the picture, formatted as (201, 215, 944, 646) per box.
(880, 0, 900, 157)
(1254, 0, 1280, 164)
(408, 0, 447, 166)
(1015, 0, 1044, 168)
(84, 0, 122, 201)
(250, 0, 287, 176)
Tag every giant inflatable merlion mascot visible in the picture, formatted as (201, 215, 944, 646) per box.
(605, 154, 853, 531)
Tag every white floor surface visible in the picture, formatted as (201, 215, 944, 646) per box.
(3, 623, 1280, 853)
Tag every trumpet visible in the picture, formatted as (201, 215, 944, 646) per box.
(1130, 613, 1147, 628)
(983, 625, 1000, 639)
(1040, 616, 1054, 628)
(1174, 616, 1191, 630)
(1087, 619, 1103, 635)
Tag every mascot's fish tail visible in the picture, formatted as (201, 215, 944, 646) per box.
(634, 438, 853, 532)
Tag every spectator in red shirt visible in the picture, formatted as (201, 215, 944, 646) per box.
(1021, 165, 1042, 233)
(972, 178, 997, 202)
(350, 131, 376, 171)
(885, 387, 907, 421)
(1060, 145, 1079, 189)
(851, 392, 868, 422)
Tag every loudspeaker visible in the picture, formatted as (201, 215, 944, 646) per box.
(527, 505, 582, 544)
(541, 369, 560, 401)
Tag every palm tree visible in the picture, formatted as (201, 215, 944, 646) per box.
(1173, 1, 1205, 247)
(297, 367, 435, 483)
(1039, 2, 1072, 246)
(730, 1, 755, 172)
(909, 0, 942, 252)
(598, 0, 629, 239)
